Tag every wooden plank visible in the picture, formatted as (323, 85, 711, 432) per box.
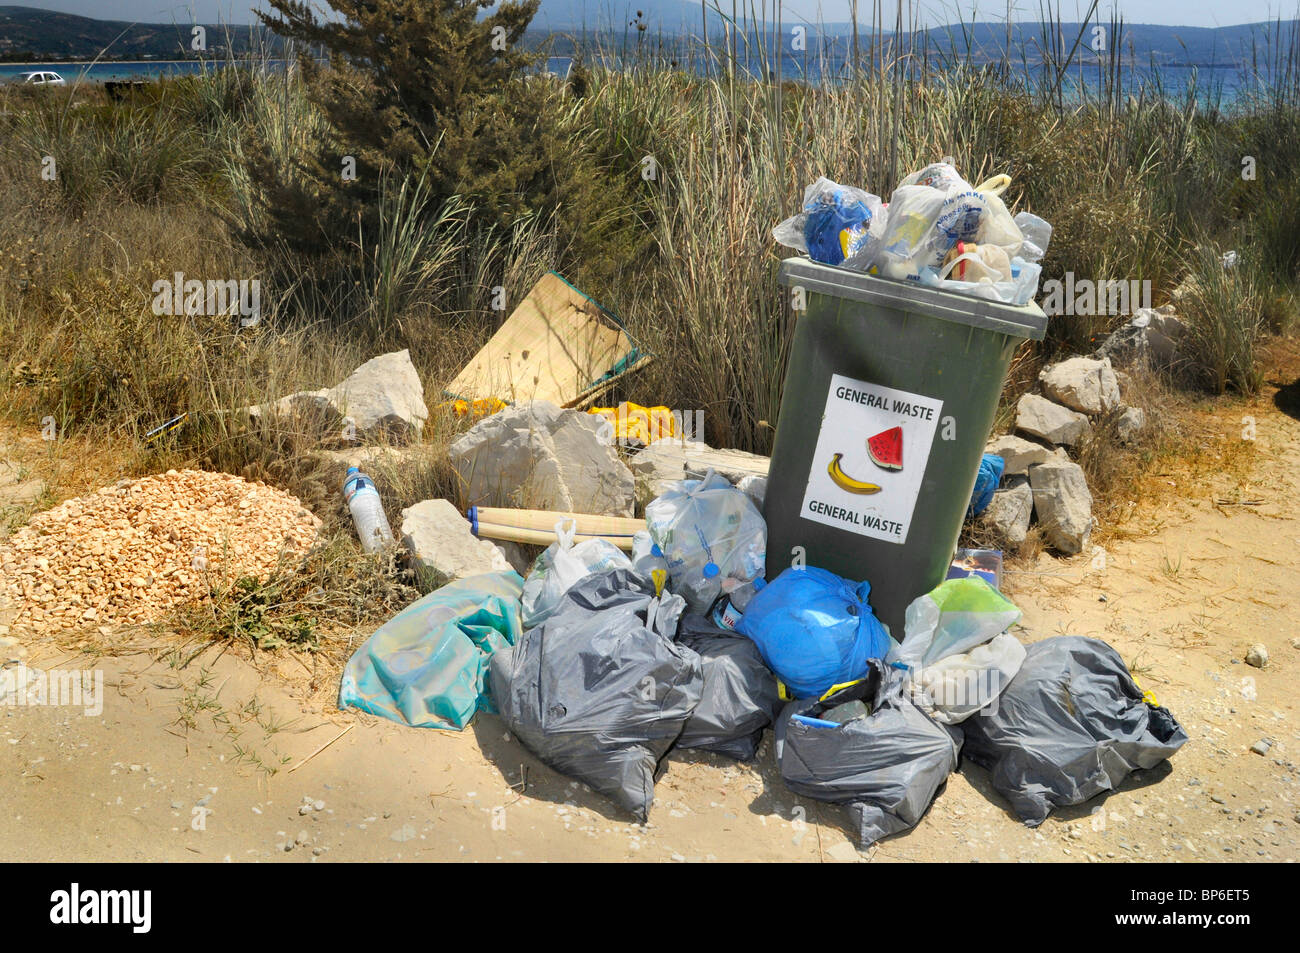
(445, 273, 636, 407)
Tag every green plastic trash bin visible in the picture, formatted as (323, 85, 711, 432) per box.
(764, 258, 1046, 637)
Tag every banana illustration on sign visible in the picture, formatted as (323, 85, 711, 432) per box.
(827, 453, 882, 494)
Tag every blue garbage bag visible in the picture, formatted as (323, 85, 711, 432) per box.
(736, 567, 893, 698)
(968, 453, 1005, 517)
(339, 571, 524, 730)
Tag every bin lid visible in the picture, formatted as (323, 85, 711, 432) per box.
(779, 258, 1047, 341)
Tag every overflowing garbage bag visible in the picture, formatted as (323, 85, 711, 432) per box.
(961, 636, 1190, 826)
(673, 612, 782, 761)
(888, 577, 1025, 724)
(490, 569, 702, 822)
(645, 470, 767, 614)
(775, 163, 1053, 305)
(339, 571, 524, 730)
(737, 566, 893, 698)
(521, 519, 632, 628)
(869, 164, 1021, 280)
(774, 662, 963, 848)
(772, 177, 885, 266)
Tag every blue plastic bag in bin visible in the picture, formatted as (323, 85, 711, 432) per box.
(737, 566, 893, 698)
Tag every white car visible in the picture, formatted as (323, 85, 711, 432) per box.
(21, 71, 65, 86)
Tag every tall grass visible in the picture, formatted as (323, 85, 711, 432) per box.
(1, 11, 1297, 467)
(1178, 245, 1267, 395)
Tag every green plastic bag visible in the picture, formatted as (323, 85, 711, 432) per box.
(339, 571, 524, 730)
(887, 576, 1025, 724)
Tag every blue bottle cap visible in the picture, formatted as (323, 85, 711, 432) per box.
(703, 562, 720, 578)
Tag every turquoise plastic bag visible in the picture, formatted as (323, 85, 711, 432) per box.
(339, 571, 524, 730)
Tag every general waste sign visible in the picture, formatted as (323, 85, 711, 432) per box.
(800, 373, 944, 545)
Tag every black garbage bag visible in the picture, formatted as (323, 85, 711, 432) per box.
(774, 661, 963, 848)
(673, 613, 782, 761)
(961, 636, 1190, 827)
(489, 569, 704, 822)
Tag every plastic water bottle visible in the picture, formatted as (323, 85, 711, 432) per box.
(711, 577, 766, 630)
(342, 466, 394, 553)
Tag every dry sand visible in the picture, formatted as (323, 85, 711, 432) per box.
(1, 372, 1297, 863)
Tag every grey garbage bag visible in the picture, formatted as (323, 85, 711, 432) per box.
(774, 662, 962, 848)
(489, 569, 703, 822)
(673, 613, 782, 761)
(961, 636, 1190, 827)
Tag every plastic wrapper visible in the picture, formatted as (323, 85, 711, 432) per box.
(645, 469, 767, 614)
(1014, 211, 1052, 262)
(490, 569, 701, 822)
(961, 636, 1189, 825)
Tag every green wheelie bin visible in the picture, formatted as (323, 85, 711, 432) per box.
(763, 257, 1047, 636)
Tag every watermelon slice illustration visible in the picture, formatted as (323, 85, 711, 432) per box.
(867, 426, 903, 471)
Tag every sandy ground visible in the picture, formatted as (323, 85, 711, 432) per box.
(1, 372, 1298, 863)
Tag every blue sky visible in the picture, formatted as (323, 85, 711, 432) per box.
(9, 0, 1298, 29)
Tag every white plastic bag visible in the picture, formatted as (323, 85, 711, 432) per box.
(1014, 211, 1052, 262)
(867, 164, 1023, 283)
(888, 577, 1025, 724)
(645, 470, 767, 614)
(520, 520, 632, 628)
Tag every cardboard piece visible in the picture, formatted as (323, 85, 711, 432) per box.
(445, 272, 642, 408)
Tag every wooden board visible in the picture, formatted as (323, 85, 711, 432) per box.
(445, 272, 638, 408)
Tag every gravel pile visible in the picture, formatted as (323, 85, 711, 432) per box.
(0, 469, 321, 632)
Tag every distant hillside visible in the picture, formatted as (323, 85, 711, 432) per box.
(1, 3, 1295, 69)
(0, 5, 277, 60)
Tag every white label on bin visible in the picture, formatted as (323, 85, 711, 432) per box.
(800, 374, 943, 545)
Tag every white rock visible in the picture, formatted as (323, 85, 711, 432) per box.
(1245, 644, 1268, 668)
(983, 475, 1033, 545)
(1029, 460, 1094, 555)
(1116, 406, 1146, 443)
(247, 350, 428, 443)
(329, 350, 428, 442)
(448, 402, 635, 517)
(983, 434, 1055, 475)
(1038, 356, 1122, 415)
(492, 539, 532, 575)
(1016, 394, 1091, 446)
(401, 499, 511, 586)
